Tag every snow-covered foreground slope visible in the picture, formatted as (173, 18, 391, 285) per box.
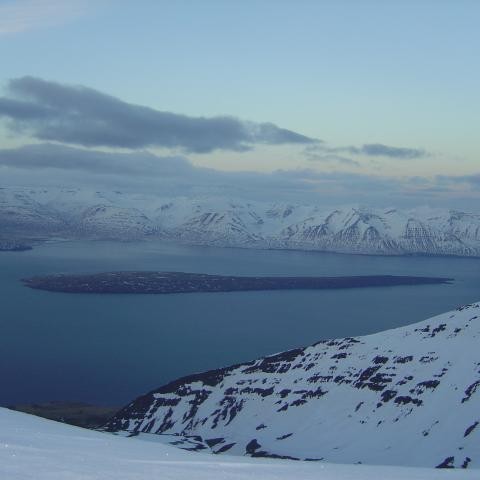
(0, 409, 476, 480)
(2, 185, 480, 256)
(105, 303, 480, 469)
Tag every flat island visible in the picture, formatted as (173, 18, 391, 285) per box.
(22, 271, 453, 294)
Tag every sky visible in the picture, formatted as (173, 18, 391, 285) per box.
(0, 0, 479, 208)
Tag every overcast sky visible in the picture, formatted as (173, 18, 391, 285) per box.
(1, 0, 479, 208)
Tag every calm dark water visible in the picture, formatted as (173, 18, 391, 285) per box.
(1, 240, 479, 406)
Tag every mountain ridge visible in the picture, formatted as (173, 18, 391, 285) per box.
(104, 302, 480, 469)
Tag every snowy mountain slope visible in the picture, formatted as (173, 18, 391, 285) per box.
(1, 185, 480, 256)
(0, 409, 476, 480)
(74, 205, 158, 238)
(156, 199, 265, 246)
(105, 303, 480, 469)
(0, 187, 67, 235)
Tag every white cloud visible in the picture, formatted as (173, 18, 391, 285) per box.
(0, 0, 88, 35)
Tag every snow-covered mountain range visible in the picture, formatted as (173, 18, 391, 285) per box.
(105, 302, 480, 469)
(2, 185, 480, 256)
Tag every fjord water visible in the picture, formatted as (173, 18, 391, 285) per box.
(1, 240, 479, 406)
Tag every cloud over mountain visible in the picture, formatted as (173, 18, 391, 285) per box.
(0, 143, 475, 208)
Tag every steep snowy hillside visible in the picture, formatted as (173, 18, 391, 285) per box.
(0, 187, 67, 235)
(1, 185, 480, 256)
(105, 303, 480, 469)
(0, 409, 476, 480)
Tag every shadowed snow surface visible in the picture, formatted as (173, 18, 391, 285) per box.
(0, 408, 477, 479)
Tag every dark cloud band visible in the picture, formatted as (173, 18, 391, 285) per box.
(343, 143, 426, 159)
(0, 76, 315, 153)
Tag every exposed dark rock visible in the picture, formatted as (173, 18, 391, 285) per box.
(372, 356, 389, 365)
(394, 396, 422, 407)
(215, 443, 235, 453)
(245, 439, 261, 454)
(462, 380, 480, 403)
(381, 390, 397, 403)
(205, 437, 225, 447)
(436, 456, 455, 468)
(464, 421, 479, 438)
(394, 356, 413, 364)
